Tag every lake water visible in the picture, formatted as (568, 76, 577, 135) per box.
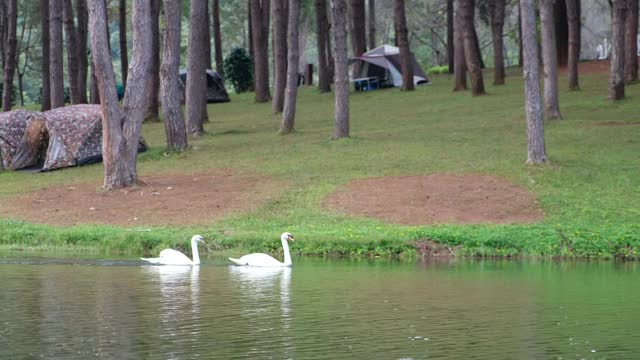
(1, 254, 639, 359)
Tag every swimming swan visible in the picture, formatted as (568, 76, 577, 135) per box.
(229, 232, 294, 267)
(141, 235, 205, 265)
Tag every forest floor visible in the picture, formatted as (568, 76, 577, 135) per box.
(0, 67, 639, 259)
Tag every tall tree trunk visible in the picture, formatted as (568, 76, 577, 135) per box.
(62, 0, 80, 104)
(0, 1, 5, 71)
(566, 0, 580, 90)
(447, 0, 454, 73)
(90, 62, 100, 104)
(540, 0, 562, 120)
(187, 0, 209, 136)
(368, 0, 376, 49)
(1, 0, 16, 111)
(490, 0, 505, 85)
(250, 0, 271, 102)
(316, 0, 331, 92)
(521, 0, 547, 164)
(213, 0, 224, 77)
(460, 0, 484, 96)
(394, 0, 414, 91)
(280, 0, 300, 133)
(350, 0, 366, 76)
(119, 0, 128, 89)
(453, 0, 467, 91)
(89, 0, 153, 190)
(332, 0, 349, 139)
(201, 2, 210, 123)
(40, 0, 51, 111)
(625, 0, 638, 83)
(76, 0, 88, 103)
(160, 0, 188, 151)
(49, 0, 65, 109)
(272, 0, 288, 113)
(609, 0, 627, 101)
(518, 2, 523, 67)
(147, 0, 161, 122)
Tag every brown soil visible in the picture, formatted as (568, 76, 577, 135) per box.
(0, 170, 280, 227)
(560, 57, 640, 75)
(323, 174, 544, 226)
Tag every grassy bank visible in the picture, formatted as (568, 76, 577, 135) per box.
(1, 69, 639, 259)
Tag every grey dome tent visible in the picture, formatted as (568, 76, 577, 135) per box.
(178, 69, 230, 103)
(353, 45, 430, 88)
(0, 109, 38, 169)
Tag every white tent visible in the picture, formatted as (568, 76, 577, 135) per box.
(354, 45, 430, 87)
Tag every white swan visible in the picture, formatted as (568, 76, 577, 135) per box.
(141, 235, 205, 265)
(229, 232, 294, 267)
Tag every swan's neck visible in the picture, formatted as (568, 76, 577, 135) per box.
(282, 238, 292, 266)
(191, 240, 201, 265)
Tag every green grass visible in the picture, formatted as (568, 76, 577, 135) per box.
(1, 68, 639, 259)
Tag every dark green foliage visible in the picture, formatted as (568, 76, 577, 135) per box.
(223, 47, 253, 93)
(0, 83, 18, 106)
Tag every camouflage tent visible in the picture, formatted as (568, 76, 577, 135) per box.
(0, 109, 39, 170)
(178, 69, 230, 103)
(10, 104, 147, 171)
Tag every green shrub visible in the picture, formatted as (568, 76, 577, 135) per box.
(427, 65, 449, 75)
(223, 48, 253, 93)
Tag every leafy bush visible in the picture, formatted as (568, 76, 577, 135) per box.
(223, 47, 253, 93)
(427, 65, 449, 75)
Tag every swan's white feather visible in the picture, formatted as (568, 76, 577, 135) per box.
(230, 253, 287, 267)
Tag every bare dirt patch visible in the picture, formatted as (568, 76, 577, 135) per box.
(323, 174, 544, 225)
(0, 170, 280, 227)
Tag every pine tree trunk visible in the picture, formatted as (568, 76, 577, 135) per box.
(280, 0, 300, 133)
(147, 0, 161, 122)
(90, 61, 100, 104)
(0, 2, 5, 71)
(49, 0, 65, 109)
(250, 0, 271, 102)
(518, 2, 523, 67)
(540, 0, 562, 120)
(40, 0, 51, 111)
(76, 0, 88, 103)
(272, 0, 288, 113)
(460, 0, 484, 96)
(368, 0, 376, 49)
(187, 0, 209, 136)
(453, 0, 467, 91)
(315, 0, 331, 92)
(521, 0, 547, 164)
(332, 0, 350, 139)
(62, 0, 80, 104)
(447, 0, 454, 73)
(119, 0, 128, 89)
(213, 0, 224, 78)
(201, 2, 210, 123)
(624, 0, 638, 83)
(394, 0, 414, 91)
(350, 0, 366, 58)
(566, 0, 580, 90)
(490, 0, 505, 85)
(1, 0, 16, 111)
(89, 0, 153, 190)
(160, 0, 188, 151)
(609, 0, 626, 101)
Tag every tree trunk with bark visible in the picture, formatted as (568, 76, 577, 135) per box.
(147, 0, 161, 122)
(187, 0, 209, 136)
(89, 0, 154, 190)
(539, 0, 562, 120)
(460, 0, 484, 96)
(394, 0, 414, 91)
(76, 0, 88, 103)
(119, 0, 128, 89)
(518, 2, 523, 67)
(609, 0, 627, 101)
(49, 0, 65, 108)
(272, 0, 288, 113)
(447, 0, 454, 73)
(332, 0, 350, 139)
(566, 0, 580, 90)
(521, 0, 547, 164)
(62, 0, 81, 104)
(489, 0, 505, 85)
(350, 0, 366, 75)
(213, 0, 224, 78)
(1, 0, 16, 111)
(453, 0, 467, 91)
(316, 0, 331, 92)
(250, 0, 271, 102)
(0, 1, 5, 71)
(160, 0, 188, 151)
(625, 0, 638, 83)
(280, 0, 300, 133)
(40, 0, 51, 111)
(368, 0, 376, 49)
